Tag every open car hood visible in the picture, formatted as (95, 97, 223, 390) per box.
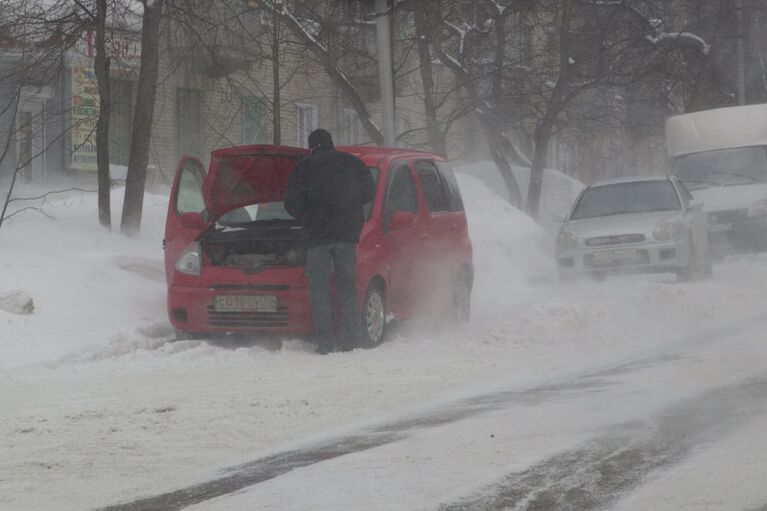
(202, 145, 310, 219)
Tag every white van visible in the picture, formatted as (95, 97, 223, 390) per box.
(666, 104, 767, 255)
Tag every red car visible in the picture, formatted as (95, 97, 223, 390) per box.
(163, 145, 473, 347)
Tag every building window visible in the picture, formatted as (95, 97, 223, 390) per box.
(343, 108, 362, 145)
(176, 88, 202, 160)
(109, 79, 133, 166)
(241, 96, 268, 144)
(296, 103, 317, 147)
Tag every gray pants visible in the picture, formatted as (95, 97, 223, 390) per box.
(306, 243, 361, 351)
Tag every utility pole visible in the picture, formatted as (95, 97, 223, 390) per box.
(375, 0, 396, 146)
(736, 0, 747, 105)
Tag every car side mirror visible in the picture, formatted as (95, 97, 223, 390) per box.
(552, 212, 567, 223)
(689, 200, 703, 209)
(390, 211, 416, 231)
(179, 211, 208, 231)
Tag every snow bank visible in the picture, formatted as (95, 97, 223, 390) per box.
(0, 184, 169, 369)
(456, 160, 584, 236)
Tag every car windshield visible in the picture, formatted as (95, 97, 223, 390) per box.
(217, 167, 381, 226)
(217, 202, 294, 226)
(673, 146, 767, 189)
(570, 181, 681, 220)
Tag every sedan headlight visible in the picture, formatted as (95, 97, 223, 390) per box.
(556, 230, 578, 249)
(747, 199, 767, 218)
(175, 241, 202, 275)
(653, 222, 676, 242)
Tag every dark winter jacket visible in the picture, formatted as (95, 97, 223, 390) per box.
(285, 147, 375, 245)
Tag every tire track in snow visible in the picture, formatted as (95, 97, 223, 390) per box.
(439, 376, 767, 511)
(97, 325, 739, 511)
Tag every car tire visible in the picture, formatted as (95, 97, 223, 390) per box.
(360, 282, 387, 348)
(450, 270, 472, 323)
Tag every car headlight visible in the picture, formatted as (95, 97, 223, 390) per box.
(653, 222, 676, 242)
(556, 230, 578, 249)
(175, 241, 202, 275)
(747, 199, 767, 218)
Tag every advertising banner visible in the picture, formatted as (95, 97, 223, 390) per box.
(71, 63, 99, 171)
(69, 30, 140, 171)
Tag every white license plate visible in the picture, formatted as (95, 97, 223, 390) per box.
(213, 295, 278, 312)
(709, 223, 733, 233)
(592, 249, 638, 264)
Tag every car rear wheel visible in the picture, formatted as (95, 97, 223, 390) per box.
(360, 283, 386, 348)
(451, 270, 472, 323)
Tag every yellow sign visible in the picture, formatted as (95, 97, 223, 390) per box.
(71, 63, 99, 171)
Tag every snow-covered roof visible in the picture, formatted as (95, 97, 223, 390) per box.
(666, 104, 767, 158)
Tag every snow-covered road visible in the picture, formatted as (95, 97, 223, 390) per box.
(2, 172, 767, 510)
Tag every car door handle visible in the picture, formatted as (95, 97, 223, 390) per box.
(420, 233, 429, 241)
(450, 224, 459, 232)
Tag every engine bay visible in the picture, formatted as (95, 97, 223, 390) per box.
(200, 220, 306, 273)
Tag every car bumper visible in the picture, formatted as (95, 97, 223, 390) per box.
(556, 240, 691, 276)
(708, 211, 767, 255)
(168, 270, 314, 335)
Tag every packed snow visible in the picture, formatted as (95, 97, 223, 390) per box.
(2, 163, 767, 510)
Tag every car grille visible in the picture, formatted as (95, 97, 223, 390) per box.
(206, 305, 290, 328)
(585, 234, 645, 247)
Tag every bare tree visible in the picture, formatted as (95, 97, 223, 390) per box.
(424, 0, 526, 206)
(0, 0, 87, 230)
(120, 0, 165, 237)
(94, 0, 112, 229)
(248, 0, 385, 145)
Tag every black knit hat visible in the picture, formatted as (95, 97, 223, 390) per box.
(307, 128, 333, 150)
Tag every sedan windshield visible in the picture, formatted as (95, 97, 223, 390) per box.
(673, 146, 767, 189)
(571, 181, 681, 220)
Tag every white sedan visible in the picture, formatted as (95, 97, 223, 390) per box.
(555, 177, 711, 281)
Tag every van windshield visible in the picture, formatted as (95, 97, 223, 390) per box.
(673, 146, 767, 189)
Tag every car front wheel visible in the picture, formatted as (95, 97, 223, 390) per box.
(360, 283, 386, 348)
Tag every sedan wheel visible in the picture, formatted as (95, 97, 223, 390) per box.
(361, 284, 386, 348)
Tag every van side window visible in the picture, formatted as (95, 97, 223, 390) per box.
(414, 159, 450, 213)
(435, 161, 465, 211)
(383, 162, 419, 230)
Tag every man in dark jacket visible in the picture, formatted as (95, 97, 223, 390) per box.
(285, 129, 375, 354)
